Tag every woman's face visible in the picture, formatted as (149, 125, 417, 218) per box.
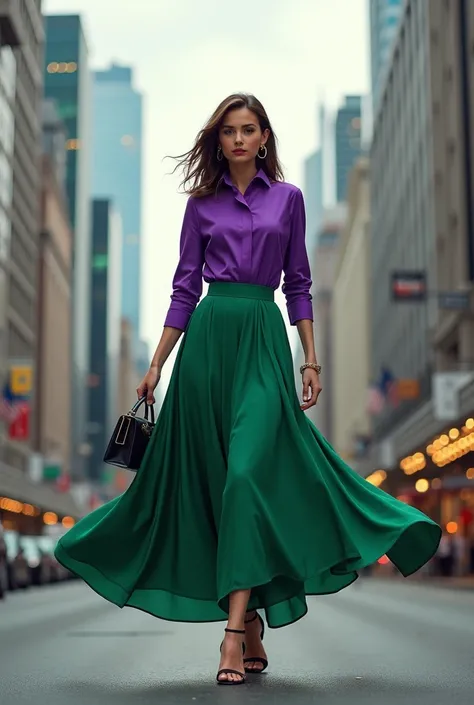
(218, 107, 269, 165)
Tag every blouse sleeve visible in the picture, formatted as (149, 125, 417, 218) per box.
(282, 188, 314, 325)
(164, 197, 204, 331)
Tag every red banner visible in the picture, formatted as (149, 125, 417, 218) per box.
(8, 402, 30, 440)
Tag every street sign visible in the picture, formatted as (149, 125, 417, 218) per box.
(391, 270, 426, 301)
(438, 291, 470, 310)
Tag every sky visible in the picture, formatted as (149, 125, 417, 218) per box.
(44, 0, 369, 386)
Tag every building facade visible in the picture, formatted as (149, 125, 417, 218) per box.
(306, 205, 346, 441)
(92, 63, 143, 361)
(0, 39, 16, 402)
(0, 2, 81, 531)
(36, 147, 72, 486)
(369, 0, 404, 114)
(331, 159, 371, 467)
(366, 0, 474, 541)
(87, 199, 122, 487)
(0, 1, 44, 473)
(44, 14, 92, 480)
(303, 150, 323, 254)
(335, 96, 363, 203)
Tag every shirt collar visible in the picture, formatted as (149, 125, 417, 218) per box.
(220, 168, 271, 189)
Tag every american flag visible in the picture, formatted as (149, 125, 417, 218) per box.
(0, 396, 18, 424)
(367, 386, 385, 415)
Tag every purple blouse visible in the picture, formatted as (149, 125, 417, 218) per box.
(164, 169, 313, 331)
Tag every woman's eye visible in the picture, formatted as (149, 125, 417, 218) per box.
(223, 129, 233, 135)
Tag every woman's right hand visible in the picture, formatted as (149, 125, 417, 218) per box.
(137, 365, 161, 405)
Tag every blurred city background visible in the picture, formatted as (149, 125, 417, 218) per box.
(0, 0, 474, 601)
(2, 2, 474, 704)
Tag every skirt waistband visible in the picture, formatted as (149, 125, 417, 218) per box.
(207, 282, 274, 302)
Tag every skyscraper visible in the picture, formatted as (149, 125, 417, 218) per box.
(334, 96, 362, 203)
(0, 1, 44, 472)
(44, 14, 92, 480)
(92, 64, 143, 361)
(303, 150, 323, 254)
(369, 0, 404, 113)
(88, 199, 122, 488)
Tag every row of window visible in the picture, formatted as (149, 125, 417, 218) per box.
(47, 61, 78, 74)
(65, 135, 137, 150)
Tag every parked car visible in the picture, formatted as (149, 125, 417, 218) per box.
(18, 536, 54, 586)
(35, 536, 70, 582)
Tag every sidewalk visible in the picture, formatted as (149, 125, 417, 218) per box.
(375, 572, 474, 591)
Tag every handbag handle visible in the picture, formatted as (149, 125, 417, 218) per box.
(130, 396, 155, 424)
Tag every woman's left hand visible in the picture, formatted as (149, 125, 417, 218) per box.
(300, 369, 322, 411)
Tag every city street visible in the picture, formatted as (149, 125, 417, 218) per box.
(1, 578, 473, 705)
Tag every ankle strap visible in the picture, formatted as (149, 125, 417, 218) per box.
(225, 628, 245, 635)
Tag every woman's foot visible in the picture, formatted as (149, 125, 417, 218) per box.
(216, 628, 246, 684)
(244, 612, 268, 673)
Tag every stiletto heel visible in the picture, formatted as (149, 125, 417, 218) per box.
(216, 628, 246, 685)
(244, 611, 269, 674)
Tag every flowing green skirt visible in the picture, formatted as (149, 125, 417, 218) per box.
(55, 282, 441, 628)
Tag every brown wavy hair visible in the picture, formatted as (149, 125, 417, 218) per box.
(170, 93, 284, 198)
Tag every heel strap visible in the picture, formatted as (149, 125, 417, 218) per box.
(245, 611, 258, 624)
(225, 628, 245, 635)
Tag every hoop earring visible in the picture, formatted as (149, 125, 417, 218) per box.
(217, 145, 223, 162)
(258, 144, 268, 159)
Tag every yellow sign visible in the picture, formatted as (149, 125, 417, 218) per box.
(10, 365, 33, 396)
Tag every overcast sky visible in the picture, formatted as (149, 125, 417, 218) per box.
(44, 0, 369, 385)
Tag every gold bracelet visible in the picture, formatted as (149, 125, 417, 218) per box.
(300, 363, 321, 375)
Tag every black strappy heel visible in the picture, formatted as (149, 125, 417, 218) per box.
(216, 628, 246, 685)
(244, 611, 269, 674)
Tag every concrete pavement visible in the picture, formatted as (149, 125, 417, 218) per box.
(0, 577, 473, 705)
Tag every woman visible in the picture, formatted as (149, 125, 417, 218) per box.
(55, 93, 441, 685)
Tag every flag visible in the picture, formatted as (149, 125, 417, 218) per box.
(0, 384, 19, 424)
(367, 385, 385, 415)
(378, 366, 399, 407)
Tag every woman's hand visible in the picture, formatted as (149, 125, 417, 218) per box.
(300, 368, 322, 411)
(137, 365, 161, 405)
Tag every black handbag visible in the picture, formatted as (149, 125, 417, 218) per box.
(103, 396, 155, 471)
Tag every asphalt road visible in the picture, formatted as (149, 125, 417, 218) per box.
(1, 577, 473, 705)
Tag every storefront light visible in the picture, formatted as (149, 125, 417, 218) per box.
(0, 497, 23, 513)
(415, 478, 429, 493)
(62, 516, 75, 529)
(366, 470, 387, 487)
(449, 428, 460, 440)
(43, 512, 58, 526)
(446, 521, 458, 534)
(466, 418, 474, 430)
(466, 468, 474, 481)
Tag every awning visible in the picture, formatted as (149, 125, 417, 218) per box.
(0, 463, 82, 517)
(358, 375, 474, 476)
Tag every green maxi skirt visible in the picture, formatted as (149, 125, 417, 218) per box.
(55, 282, 441, 628)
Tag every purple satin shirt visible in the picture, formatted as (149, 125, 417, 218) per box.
(164, 169, 313, 331)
